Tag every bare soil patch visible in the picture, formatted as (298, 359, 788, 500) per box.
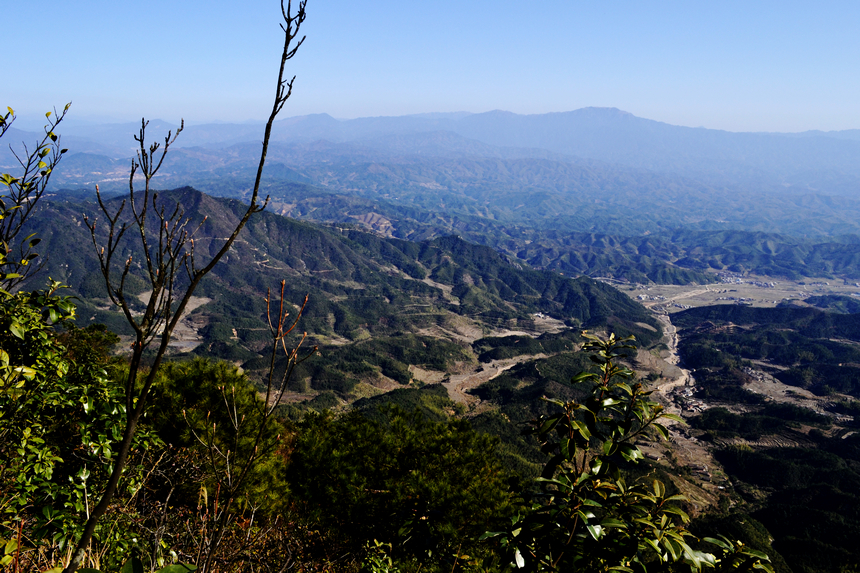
(621, 274, 860, 314)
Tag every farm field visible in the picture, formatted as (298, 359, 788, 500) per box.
(618, 273, 860, 313)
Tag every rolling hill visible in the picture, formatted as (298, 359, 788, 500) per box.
(21, 187, 661, 395)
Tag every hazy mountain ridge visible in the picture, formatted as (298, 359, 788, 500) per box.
(18, 107, 860, 285)
(46, 137, 860, 238)
(10, 106, 860, 197)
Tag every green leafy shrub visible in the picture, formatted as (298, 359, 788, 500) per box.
(485, 333, 774, 573)
(0, 285, 160, 569)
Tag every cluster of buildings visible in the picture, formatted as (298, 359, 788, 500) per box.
(669, 385, 708, 413)
(716, 272, 776, 288)
(636, 293, 666, 301)
(714, 295, 754, 305)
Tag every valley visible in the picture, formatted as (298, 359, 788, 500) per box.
(32, 183, 860, 571)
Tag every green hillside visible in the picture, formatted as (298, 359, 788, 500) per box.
(22, 187, 660, 395)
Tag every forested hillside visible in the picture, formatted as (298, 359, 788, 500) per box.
(22, 188, 660, 395)
(5, 177, 783, 572)
(673, 304, 860, 572)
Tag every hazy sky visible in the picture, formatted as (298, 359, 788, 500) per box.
(4, 1, 860, 132)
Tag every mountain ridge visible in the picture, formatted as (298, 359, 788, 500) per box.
(9, 107, 860, 200)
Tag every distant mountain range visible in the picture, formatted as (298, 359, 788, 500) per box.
(8, 107, 860, 197)
(9, 108, 860, 284)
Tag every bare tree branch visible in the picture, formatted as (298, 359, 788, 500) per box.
(64, 2, 309, 571)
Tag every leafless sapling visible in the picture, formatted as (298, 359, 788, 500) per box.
(189, 283, 316, 572)
(64, 2, 308, 571)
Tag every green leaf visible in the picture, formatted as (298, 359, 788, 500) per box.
(538, 414, 562, 436)
(572, 420, 591, 440)
(3, 538, 18, 556)
(559, 437, 571, 459)
(9, 321, 25, 339)
(14, 366, 37, 381)
(571, 372, 597, 384)
(618, 443, 643, 462)
(703, 536, 732, 551)
(586, 524, 603, 540)
(614, 382, 633, 395)
(662, 506, 690, 522)
(599, 518, 627, 529)
(663, 538, 681, 561)
(634, 518, 660, 531)
(642, 537, 661, 554)
(653, 423, 669, 440)
(576, 509, 597, 522)
(121, 556, 144, 573)
(479, 531, 505, 540)
(534, 477, 572, 489)
(740, 548, 771, 560)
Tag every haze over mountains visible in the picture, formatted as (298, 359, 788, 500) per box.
(10, 107, 860, 283)
(9, 107, 860, 198)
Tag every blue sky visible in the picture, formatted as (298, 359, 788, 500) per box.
(4, 1, 860, 132)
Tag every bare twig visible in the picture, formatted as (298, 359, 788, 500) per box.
(195, 283, 316, 572)
(63, 2, 308, 571)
